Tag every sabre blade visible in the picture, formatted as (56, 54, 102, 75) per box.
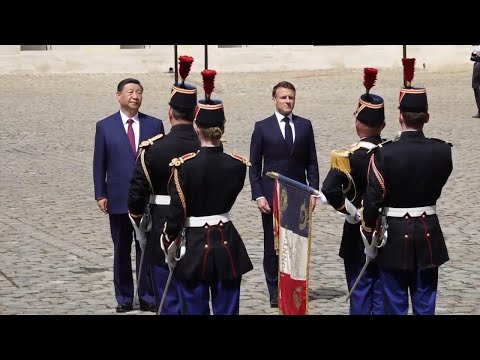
(157, 266, 174, 315)
(345, 257, 371, 302)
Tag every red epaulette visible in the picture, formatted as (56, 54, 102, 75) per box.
(229, 153, 252, 166)
(169, 152, 197, 167)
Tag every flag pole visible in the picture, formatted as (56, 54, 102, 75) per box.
(267, 171, 321, 197)
(174, 45, 178, 84)
(205, 45, 208, 69)
(403, 45, 407, 87)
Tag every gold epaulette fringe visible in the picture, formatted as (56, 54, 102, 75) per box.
(229, 153, 251, 166)
(330, 149, 352, 174)
(169, 152, 197, 167)
(139, 133, 164, 148)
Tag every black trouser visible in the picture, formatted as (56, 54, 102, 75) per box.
(109, 214, 155, 306)
(261, 213, 278, 301)
(474, 87, 480, 113)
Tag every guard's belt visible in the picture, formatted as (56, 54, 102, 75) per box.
(385, 206, 436, 217)
(185, 212, 231, 227)
(149, 195, 171, 205)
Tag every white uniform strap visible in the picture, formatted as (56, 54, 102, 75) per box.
(356, 141, 376, 151)
(185, 213, 231, 227)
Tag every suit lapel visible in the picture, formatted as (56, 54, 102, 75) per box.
(270, 115, 291, 156)
(114, 111, 136, 158)
(138, 112, 147, 142)
(290, 114, 299, 156)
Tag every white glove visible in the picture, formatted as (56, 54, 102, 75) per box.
(373, 229, 388, 248)
(317, 192, 329, 205)
(364, 244, 377, 260)
(359, 226, 377, 260)
(160, 233, 178, 269)
(128, 213, 147, 251)
(344, 198, 360, 224)
(345, 211, 360, 224)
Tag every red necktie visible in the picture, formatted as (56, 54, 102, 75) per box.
(127, 119, 136, 153)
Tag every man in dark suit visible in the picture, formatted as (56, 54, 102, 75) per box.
(322, 67, 385, 315)
(249, 81, 320, 308)
(470, 46, 480, 118)
(128, 56, 200, 315)
(361, 59, 453, 315)
(93, 78, 164, 313)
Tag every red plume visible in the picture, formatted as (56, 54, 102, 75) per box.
(402, 58, 416, 86)
(363, 67, 378, 93)
(201, 69, 217, 100)
(178, 55, 194, 82)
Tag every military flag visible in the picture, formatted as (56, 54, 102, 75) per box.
(268, 172, 318, 315)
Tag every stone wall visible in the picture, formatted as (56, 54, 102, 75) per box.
(0, 45, 474, 74)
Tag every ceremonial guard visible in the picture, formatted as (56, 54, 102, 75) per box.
(321, 67, 386, 315)
(161, 69, 253, 315)
(128, 56, 200, 315)
(361, 58, 453, 315)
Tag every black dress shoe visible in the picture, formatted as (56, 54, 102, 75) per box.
(116, 304, 133, 313)
(473, 113, 480, 118)
(139, 303, 157, 312)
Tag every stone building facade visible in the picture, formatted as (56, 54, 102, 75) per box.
(0, 45, 473, 74)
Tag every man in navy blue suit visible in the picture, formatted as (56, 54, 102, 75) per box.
(249, 81, 320, 308)
(93, 78, 164, 313)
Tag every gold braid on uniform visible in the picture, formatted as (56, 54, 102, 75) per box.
(368, 153, 386, 197)
(168, 152, 197, 219)
(137, 134, 164, 195)
(361, 147, 386, 233)
(173, 167, 187, 218)
(228, 153, 252, 166)
(140, 148, 154, 194)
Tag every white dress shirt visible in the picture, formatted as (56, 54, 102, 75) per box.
(275, 111, 295, 143)
(120, 110, 140, 151)
(255, 112, 296, 202)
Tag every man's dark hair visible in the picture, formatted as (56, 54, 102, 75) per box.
(171, 105, 195, 122)
(272, 81, 296, 97)
(117, 78, 144, 92)
(402, 111, 428, 128)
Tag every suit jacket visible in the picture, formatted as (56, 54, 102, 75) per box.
(471, 52, 480, 88)
(93, 111, 164, 214)
(363, 131, 453, 270)
(249, 114, 319, 205)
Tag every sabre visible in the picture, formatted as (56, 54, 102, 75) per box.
(345, 216, 388, 302)
(345, 257, 371, 302)
(133, 244, 146, 307)
(157, 228, 185, 315)
(157, 265, 174, 315)
(128, 213, 148, 308)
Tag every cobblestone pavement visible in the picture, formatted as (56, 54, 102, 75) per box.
(1, 67, 479, 315)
